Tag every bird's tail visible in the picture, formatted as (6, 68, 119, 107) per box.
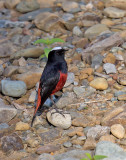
(31, 83, 41, 127)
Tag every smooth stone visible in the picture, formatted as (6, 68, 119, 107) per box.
(111, 124, 125, 139)
(11, 47, 44, 59)
(1, 133, 24, 153)
(90, 78, 108, 90)
(15, 121, 30, 131)
(95, 141, 126, 160)
(64, 72, 75, 87)
(1, 80, 27, 97)
(104, 7, 126, 18)
(62, 1, 81, 13)
(16, 0, 39, 13)
(47, 109, 71, 129)
(103, 63, 116, 74)
(18, 8, 52, 21)
(85, 24, 109, 40)
(73, 26, 83, 37)
(0, 98, 17, 123)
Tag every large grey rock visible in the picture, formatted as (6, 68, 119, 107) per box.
(1, 80, 27, 97)
(95, 141, 126, 160)
(0, 98, 17, 123)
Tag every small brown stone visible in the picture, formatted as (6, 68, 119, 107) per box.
(111, 124, 125, 139)
(83, 137, 96, 150)
(88, 75, 94, 82)
(95, 66, 103, 73)
(118, 94, 126, 101)
(96, 1, 105, 10)
(67, 127, 83, 137)
(113, 83, 124, 90)
(103, 53, 116, 64)
(99, 134, 116, 143)
(79, 73, 88, 80)
(80, 68, 93, 76)
(72, 139, 84, 145)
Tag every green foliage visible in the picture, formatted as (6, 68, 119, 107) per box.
(80, 153, 107, 160)
(34, 38, 65, 58)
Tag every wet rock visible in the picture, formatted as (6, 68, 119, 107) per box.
(39, 128, 61, 144)
(85, 24, 110, 40)
(0, 64, 4, 76)
(95, 141, 126, 160)
(11, 67, 43, 89)
(11, 47, 44, 59)
(104, 7, 126, 18)
(0, 98, 17, 123)
(36, 144, 60, 154)
(1, 133, 24, 153)
(18, 8, 52, 21)
(90, 78, 108, 90)
(73, 26, 83, 37)
(4, 0, 21, 9)
(111, 124, 125, 139)
(15, 121, 30, 131)
(73, 86, 85, 98)
(64, 72, 75, 87)
(86, 125, 110, 140)
(91, 54, 104, 69)
(47, 109, 71, 129)
(103, 63, 116, 74)
(34, 12, 65, 32)
(83, 137, 96, 150)
(62, 1, 81, 13)
(54, 150, 92, 160)
(1, 80, 27, 97)
(16, 0, 39, 13)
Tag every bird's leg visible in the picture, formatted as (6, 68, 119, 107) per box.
(49, 95, 69, 117)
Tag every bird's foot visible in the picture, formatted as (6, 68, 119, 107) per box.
(50, 108, 69, 117)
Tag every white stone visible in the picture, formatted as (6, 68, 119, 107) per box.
(47, 109, 71, 129)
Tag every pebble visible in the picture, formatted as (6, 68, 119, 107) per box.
(83, 137, 96, 150)
(99, 134, 116, 143)
(62, 13, 74, 21)
(111, 124, 125, 139)
(1, 79, 27, 97)
(47, 109, 71, 129)
(95, 141, 126, 160)
(62, 1, 81, 13)
(0, 98, 17, 123)
(73, 26, 83, 37)
(28, 90, 36, 103)
(118, 94, 126, 101)
(117, 76, 126, 86)
(26, 137, 41, 148)
(103, 53, 116, 64)
(16, 0, 40, 13)
(85, 24, 109, 40)
(15, 121, 30, 131)
(73, 86, 85, 98)
(64, 72, 75, 87)
(114, 91, 126, 97)
(91, 54, 104, 69)
(0, 123, 9, 130)
(104, 7, 126, 18)
(63, 141, 72, 148)
(89, 78, 108, 90)
(103, 63, 116, 74)
(0, 64, 4, 76)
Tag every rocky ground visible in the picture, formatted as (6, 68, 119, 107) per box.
(0, 0, 126, 160)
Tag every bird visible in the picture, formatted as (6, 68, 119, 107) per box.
(31, 47, 68, 127)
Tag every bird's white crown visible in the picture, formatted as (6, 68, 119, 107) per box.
(51, 47, 62, 51)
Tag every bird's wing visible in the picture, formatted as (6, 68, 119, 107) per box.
(34, 67, 60, 116)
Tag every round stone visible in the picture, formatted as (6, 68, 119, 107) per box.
(111, 124, 125, 139)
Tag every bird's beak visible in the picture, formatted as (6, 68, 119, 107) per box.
(63, 47, 68, 52)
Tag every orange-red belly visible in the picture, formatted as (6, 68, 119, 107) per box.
(51, 71, 67, 95)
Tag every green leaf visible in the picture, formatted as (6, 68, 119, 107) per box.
(85, 153, 92, 160)
(34, 39, 49, 45)
(48, 38, 65, 45)
(39, 54, 46, 59)
(93, 155, 107, 160)
(44, 48, 52, 58)
(80, 158, 88, 160)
